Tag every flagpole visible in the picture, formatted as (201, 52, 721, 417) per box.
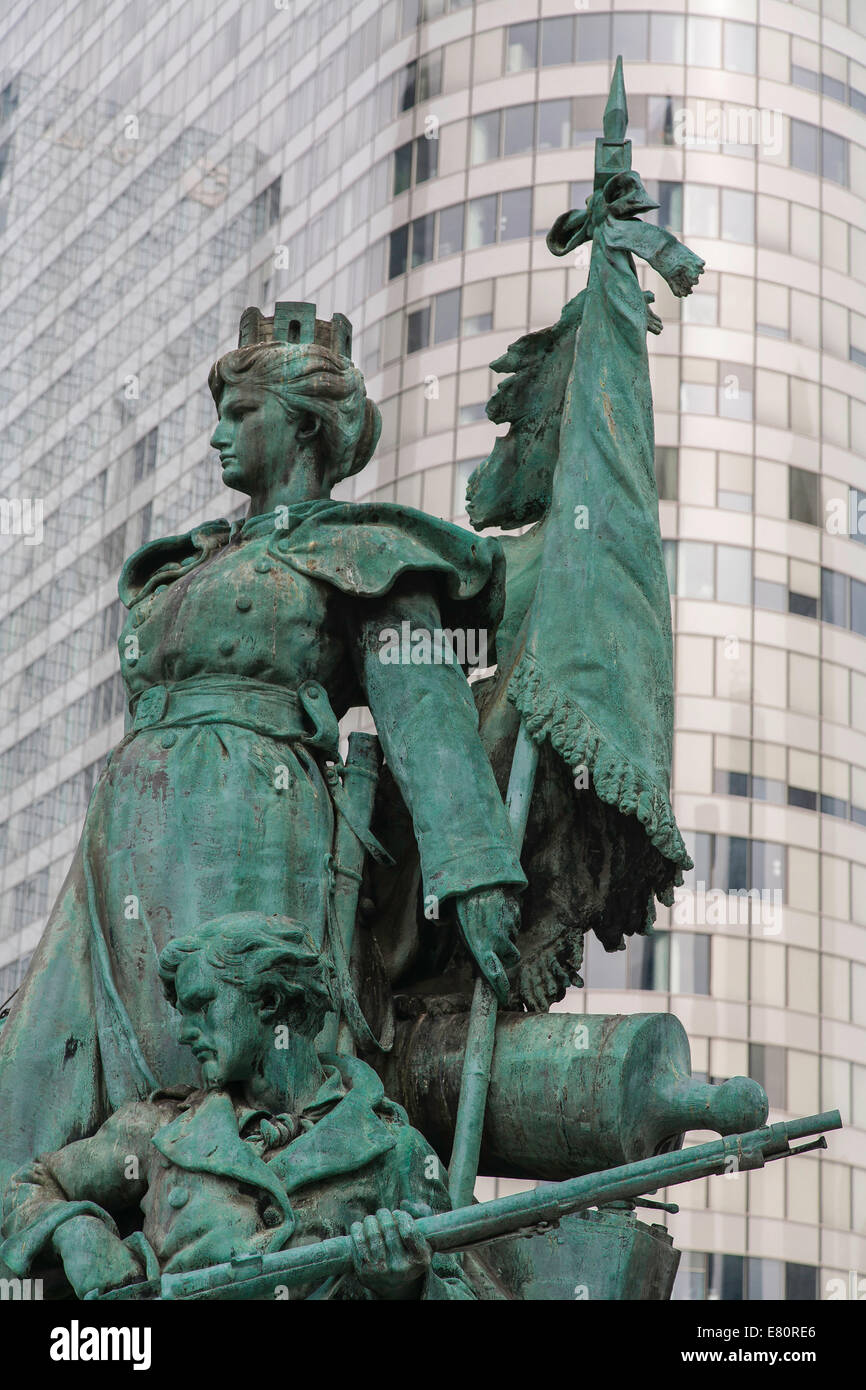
(448, 722, 539, 1208)
(449, 57, 634, 1212)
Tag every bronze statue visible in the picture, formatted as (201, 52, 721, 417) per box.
(1, 915, 476, 1301)
(0, 62, 843, 1302)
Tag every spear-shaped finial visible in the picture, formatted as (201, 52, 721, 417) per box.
(594, 55, 632, 190)
(603, 54, 628, 142)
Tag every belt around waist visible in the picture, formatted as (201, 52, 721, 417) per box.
(128, 677, 340, 757)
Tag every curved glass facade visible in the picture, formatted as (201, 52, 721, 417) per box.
(0, 0, 864, 1298)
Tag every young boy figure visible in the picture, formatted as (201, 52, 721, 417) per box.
(0, 914, 474, 1301)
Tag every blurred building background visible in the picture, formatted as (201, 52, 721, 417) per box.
(1, 0, 864, 1300)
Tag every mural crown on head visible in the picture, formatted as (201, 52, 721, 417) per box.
(237, 301, 353, 357)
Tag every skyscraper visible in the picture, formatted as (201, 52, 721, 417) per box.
(1, 0, 864, 1300)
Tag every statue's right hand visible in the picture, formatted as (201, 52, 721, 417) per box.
(52, 1214, 143, 1299)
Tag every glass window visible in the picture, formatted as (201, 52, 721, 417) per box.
(683, 184, 719, 238)
(648, 96, 677, 147)
(399, 60, 418, 112)
(503, 104, 535, 157)
(411, 213, 435, 267)
(792, 65, 819, 93)
(415, 134, 437, 184)
(717, 546, 752, 606)
(791, 119, 819, 174)
(724, 21, 756, 76)
(752, 842, 787, 896)
(678, 542, 715, 599)
(499, 188, 531, 241)
(821, 569, 848, 627)
(786, 1264, 818, 1300)
(626, 932, 668, 991)
(388, 225, 408, 279)
(655, 181, 683, 234)
(471, 112, 500, 165)
(406, 305, 430, 353)
(749, 1043, 787, 1108)
(650, 14, 685, 64)
(752, 777, 785, 805)
(663, 539, 677, 593)
(713, 836, 748, 892)
(746, 1258, 784, 1300)
(538, 100, 571, 151)
(624, 93, 647, 147)
(687, 17, 722, 69)
(685, 832, 713, 891)
(789, 592, 818, 619)
(707, 1253, 744, 1301)
(541, 17, 573, 67)
(506, 21, 537, 73)
(822, 129, 848, 185)
(584, 931, 626, 988)
(467, 195, 497, 249)
(612, 13, 648, 62)
(670, 933, 710, 995)
(788, 786, 818, 811)
(717, 767, 750, 800)
(418, 50, 442, 102)
(852, 490, 866, 546)
(821, 794, 848, 819)
(437, 204, 464, 257)
(721, 189, 754, 243)
(822, 74, 846, 103)
(672, 1251, 707, 1302)
(573, 96, 602, 145)
(655, 446, 678, 500)
(393, 142, 412, 195)
(433, 288, 460, 344)
(576, 13, 610, 63)
(852, 579, 866, 638)
(789, 466, 819, 525)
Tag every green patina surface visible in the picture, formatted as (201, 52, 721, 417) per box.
(0, 62, 840, 1301)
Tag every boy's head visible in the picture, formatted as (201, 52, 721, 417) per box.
(158, 914, 333, 1088)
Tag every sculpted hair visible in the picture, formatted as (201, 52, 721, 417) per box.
(158, 914, 334, 1039)
(208, 342, 381, 485)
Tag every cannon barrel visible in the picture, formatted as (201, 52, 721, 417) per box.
(378, 1010, 769, 1180)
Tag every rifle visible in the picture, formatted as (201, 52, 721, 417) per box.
(92, 1109, 840, 1301)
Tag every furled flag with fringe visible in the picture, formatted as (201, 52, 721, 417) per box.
(466, 59, 704, 1010)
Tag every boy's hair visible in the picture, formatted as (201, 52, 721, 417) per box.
(158, 913, 334, 1040)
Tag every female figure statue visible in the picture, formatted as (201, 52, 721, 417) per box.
(0, 305, 525, 1196)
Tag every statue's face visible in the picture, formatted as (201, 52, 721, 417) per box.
(210, 384, 302, 497)
(174, 954, 271, 1089)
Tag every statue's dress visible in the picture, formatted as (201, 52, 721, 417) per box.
(0, 501, 525, 1195)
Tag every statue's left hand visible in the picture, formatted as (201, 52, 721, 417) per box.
(349, 1207, 432, 1300)
(455, 887, 521, 1004)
